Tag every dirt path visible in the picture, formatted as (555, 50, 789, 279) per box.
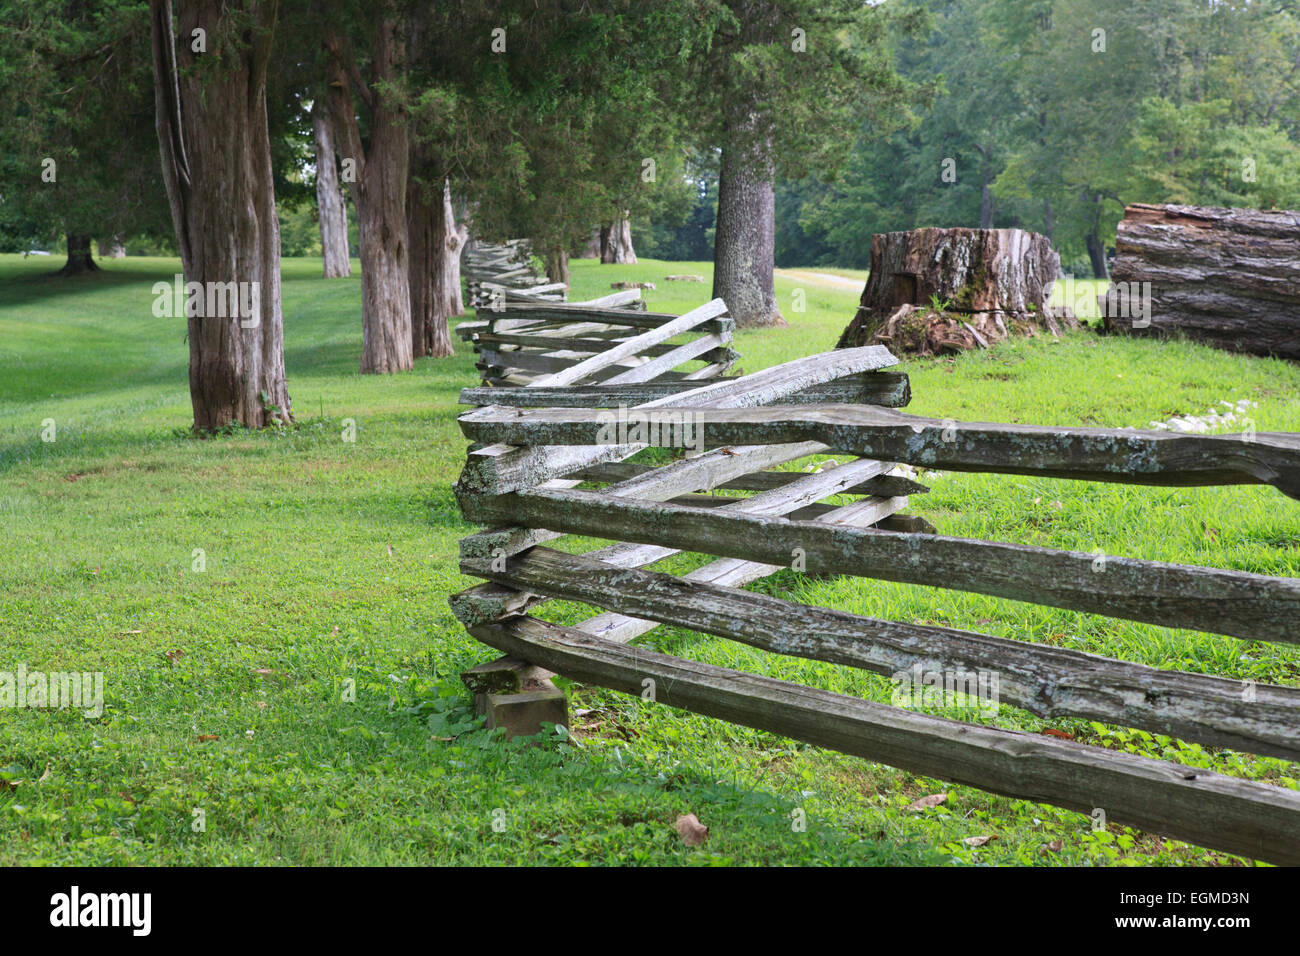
(775, 268, 865, 291)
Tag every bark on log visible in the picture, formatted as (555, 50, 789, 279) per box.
(837, 227, 1073, 355)
(1105, 203, 1300, 359)
(312, 99, 351, 279)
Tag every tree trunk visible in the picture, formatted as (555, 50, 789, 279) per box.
(98, 237, 126, 259)
(980, 178, 993, 229)
(713, 140, 784, 328)
(325, 13, 412, 374)
(59, 235, 100, 274)
(312, 99, 351, 278)
(149, 0, 291, 431)
(409, 177, 466, 359)
(600, 216, 636, 264)
(545, 245, 569, 285)
(1086, 228, 1109, 280)
(836, 227, 1074, 355)
(1105, 202, 1300, 359)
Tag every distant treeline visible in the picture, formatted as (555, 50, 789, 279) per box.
(640, 0, 1300, 276)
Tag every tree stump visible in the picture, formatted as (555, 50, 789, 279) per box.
(836, 228, 1074, 355)
(1104, 203, 1300, 360)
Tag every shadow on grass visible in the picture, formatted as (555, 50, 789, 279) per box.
(0, 261, 179, 309)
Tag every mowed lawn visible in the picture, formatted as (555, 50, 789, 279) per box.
(1, 253, 1297, 866)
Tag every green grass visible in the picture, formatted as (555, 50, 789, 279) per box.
(1, 253, 1297, 866)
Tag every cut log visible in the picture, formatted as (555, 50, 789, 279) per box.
(837, 227, 1075, 355)
(1105, 203, 1300, 359)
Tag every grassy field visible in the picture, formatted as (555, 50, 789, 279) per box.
(1, 253, 1297, 866)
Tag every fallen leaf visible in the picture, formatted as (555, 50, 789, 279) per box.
(37, 765, 52, 783)
(962, 835, 996, 847)
(120, 629, 142, 635)
(675, 813, 709, 846)
(254, 701, 268, 710)
(0, 779, 18, 793)
(197, 734, 218, 742)
(1044, 840, 1064, 853)
(1041, 728, 1075, 740)
(165, 649, 184, 663)
(906, 793, 948, 812)
(250, 668, 277, 677)
(386, 544, 393, 556)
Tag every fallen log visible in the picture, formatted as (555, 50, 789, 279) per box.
(1105, 203, 1300, 359)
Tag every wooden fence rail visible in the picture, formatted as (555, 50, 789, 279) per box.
(457, 275, 740, 388)
(448, 294, 1300, 866)
(462, 239, 565, 308)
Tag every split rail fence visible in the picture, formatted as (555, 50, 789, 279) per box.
(449, 295, 1300, 866)
(458, 289, 741, 389)
(463, 240, 567, 308)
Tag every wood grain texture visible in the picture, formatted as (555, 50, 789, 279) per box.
(455, 348, 900, 497)
(465, 547, 1300, 761)
(458, 403, 1300, 500)
(457, 371, 912, 409)
(465, 487, 1300, 645)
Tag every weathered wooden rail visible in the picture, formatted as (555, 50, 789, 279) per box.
(449, 301, 1300, 866)
(458, 292, 741, 389)
(463, 239, 566, 308)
